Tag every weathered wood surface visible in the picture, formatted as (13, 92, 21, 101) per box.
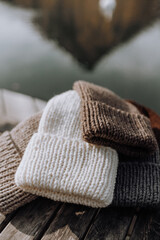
(0, 89, 159, 240)
(0, 89, 46, 126)
(0, 198, 61, 240)
(130, 208, 160, 240)
(84, 208, 137, 240)
(41, 204, 99, 240)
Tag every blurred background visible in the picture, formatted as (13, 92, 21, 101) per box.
(0, 0, 160, 112)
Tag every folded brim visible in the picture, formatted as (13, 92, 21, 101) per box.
(0, 132, 36, 215)
(113, 162, 160, 207)
(81, 100, 158, 157)
(15, 133, 118, 208)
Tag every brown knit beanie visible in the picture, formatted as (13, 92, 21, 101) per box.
(0, 112, 41, 215)
(73, 80, 158, 157)
(128, 100, 160, 147)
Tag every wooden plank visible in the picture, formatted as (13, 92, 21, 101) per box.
(84, 207, 136, 240)
(0, 212, 17, 233)
(34, 98, 46, 112)
(2, 89, 39, 125)
(0, 215, 5, 226)
(42, 203, 98, 240)
(0, 198, 61, 240)
(0, 90, 7, 126)
(130, 208, 160, 240)
(0, 123, 15, 132)
(0, 89, 46, 129)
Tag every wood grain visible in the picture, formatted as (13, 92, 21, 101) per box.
(84, 207, 137, 240)
(130, 208, 160, 240)
(0, 215, 5, 226)
(0, 212, 17, 234)
(0, 90, 7, 126)
(0, 89, 46, 126)
(42, 203, 98, 240)
(34, 98, 46, 111)
(0, 198, 61, 240)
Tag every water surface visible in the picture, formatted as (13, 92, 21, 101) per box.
(0, 0, 160, 112)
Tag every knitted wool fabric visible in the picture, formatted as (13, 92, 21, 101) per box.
(15, 90, 119, 208)
(0, 113, 41, 215)
(113, 150, 160, 207)
(128, 100, 160, 146)
(73, 81, 158, 157)
(113, 101, 160, 207)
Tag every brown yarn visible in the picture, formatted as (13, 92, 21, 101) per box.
(0, 112, 41, 215)
(73, 81, 158, 157)
(128, 100, 160, 147)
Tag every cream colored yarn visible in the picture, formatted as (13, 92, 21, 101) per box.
(15, 90, 118, 208)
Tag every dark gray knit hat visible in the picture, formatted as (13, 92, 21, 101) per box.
(113, 100, 160, 207)
(113, 151, 160, 207)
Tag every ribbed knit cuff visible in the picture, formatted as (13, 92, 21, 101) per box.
(0, 132, 36, 215)
(82, 100, 158, 157)
(15, 133, 118, 208)
(113, 162, 160, 207)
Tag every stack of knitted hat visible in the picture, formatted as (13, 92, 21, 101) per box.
(1, 80, 160, 215)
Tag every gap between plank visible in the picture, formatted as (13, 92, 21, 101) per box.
(1, 90, 7, 120)
(33, 203, 63, 240)
(124, 208, 140, 240)
(81, 208, 101, 240)
(0, 210, 17, 233)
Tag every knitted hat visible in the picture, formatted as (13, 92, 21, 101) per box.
(128, 100, 160, 146)
(0, 112, 41, 215)
(73, 81, 158, 157)
(113, 100, 160, 207)
(15, 90, 119, 208)
(113, 150, 160, 207)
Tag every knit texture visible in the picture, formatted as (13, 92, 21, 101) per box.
(73, 81, 158, 157)
(113, 151, 160, 207)
(128, 100, 160, 146)
(15, 91, 119, 208)
(0, 113, 41, 215)
(113, 100, 160, 207)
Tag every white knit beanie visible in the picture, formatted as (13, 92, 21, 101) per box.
(15, 90, 118, 208)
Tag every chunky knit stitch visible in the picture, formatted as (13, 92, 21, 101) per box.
(15, 91, 119, 208)
(113, 100, 160, 207)
(128, 100, 160, 146)
(0, 113, 41, 215)
(73, 81, 158, 157)
(113, 150, 160, 207)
